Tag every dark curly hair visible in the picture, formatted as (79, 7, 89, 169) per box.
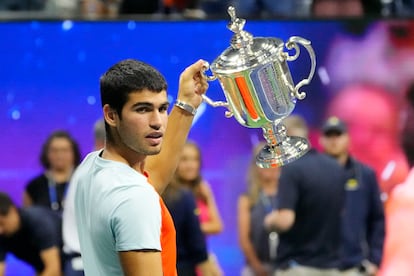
(99, 59, 168, 143)
(40, 130, 81, 169)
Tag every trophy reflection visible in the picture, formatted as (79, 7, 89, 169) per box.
(202, 6, 316, 168)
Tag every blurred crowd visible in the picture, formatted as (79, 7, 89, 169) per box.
(1, 1, 414, 275)
(1, 0, 414, 19)
(1, 69, 414, 275)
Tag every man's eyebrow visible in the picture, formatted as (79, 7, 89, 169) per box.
(131, 101, 170, 108)
(131, 102, 153, 108)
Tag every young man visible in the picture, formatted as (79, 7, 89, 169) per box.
(74, 59, 208, 275)
(264, 114, 346, 276)
(0, 192, 62, 276)
(320, 116, 385, 275)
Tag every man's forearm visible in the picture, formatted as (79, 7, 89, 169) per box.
(39, 268, 61, 276)
(0, 262, 5, 276)
(39, 247, 61, 276)
(264, 209, 295, 233)
(146, 106, 195, 194)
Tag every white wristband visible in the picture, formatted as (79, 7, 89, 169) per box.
(175, 100, 197, 115)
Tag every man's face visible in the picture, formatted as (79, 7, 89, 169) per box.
(176, 144, 200, 182)
(116, 90, 169, 156)
(0, 207, 20, 237)
(320, 131, 350, 158)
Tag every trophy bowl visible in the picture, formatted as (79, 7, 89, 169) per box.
(202, 6, 316, 168)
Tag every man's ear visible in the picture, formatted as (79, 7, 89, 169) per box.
(103, 104, 117, 127)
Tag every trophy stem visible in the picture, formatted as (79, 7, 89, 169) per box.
(256, 122, 310, 168)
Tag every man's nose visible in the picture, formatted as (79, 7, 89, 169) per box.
(150, 111, 163, 129)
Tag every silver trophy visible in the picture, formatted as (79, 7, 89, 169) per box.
(202, 6, 316, 168)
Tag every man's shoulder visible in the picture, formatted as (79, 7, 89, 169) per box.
(22, 206, 59, 223)
(22, 206, 51, 217)
(20, 207, 60, 235)
(26, 173, 47, 189)
(287, 149, 339, 169)
(351, 157, 376, 173)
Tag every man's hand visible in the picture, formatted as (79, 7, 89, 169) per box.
(176, 59, 209, 110)
(264, 211, 278, 230)
(252, 263, 270, 276)
(263, 209, 295, 233)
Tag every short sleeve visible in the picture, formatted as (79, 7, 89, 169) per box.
(277, 164, 299, 210)
(111, 186, 161, 252)
(25, 177, 38, 199)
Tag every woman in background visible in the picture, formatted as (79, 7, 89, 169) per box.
(162, 178, 214, 275)
(237, 142, 280, 276)
(173, 141, 224, 275)
(23, 130, 81, 214)
(23, 130, 81, 274)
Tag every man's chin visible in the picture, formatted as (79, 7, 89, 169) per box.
(146, 146, 162, 156)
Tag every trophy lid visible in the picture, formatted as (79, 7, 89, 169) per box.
(210, 6, 283, 74)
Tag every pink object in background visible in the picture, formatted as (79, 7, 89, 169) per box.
(378, 168, 414, 276)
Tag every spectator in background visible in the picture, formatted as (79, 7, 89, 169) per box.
(44, 0, 80, 17)
(0, 192, 62, 275)
(118, 0, 159, 15)
(238, 142, 280, 276)
(162, 180, 214, 275)
(93, 118, 105, 150)
(24, 130, 81, 274)
(162, 0, 206, 18)
(199, 0, 230, 17)
(325, 84, 409, 198)
(393, 0, 414, 16)
(232, 0, 313, 18)
(173, 141, 224, 275)
(79, 0, 120, 18)
(23, 130, 81, 215)
(62, 119, 105, 276)
(0, 0, 46, 11)
(312, 0, 382, 17)
(319, 116, 385, 275)
(312, 0, 364, 17)
(379, 83, 414, 276)
(264, 114, 346, 276)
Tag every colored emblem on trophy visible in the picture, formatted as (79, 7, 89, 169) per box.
(202, 6, 316, 168)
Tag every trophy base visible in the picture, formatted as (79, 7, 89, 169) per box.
(256, 136, 310, 168)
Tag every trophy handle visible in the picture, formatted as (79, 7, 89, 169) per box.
(201, 62, 234, 118)
(202, 61, 218, 81)
(282, 36, 316, 100)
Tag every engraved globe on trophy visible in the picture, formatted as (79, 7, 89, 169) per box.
(202, 6, 316, 168)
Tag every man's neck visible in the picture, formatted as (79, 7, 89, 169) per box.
(102, 143, 146, 174)
(336, 152, 349, 167)
(48, 168, 72, 183)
